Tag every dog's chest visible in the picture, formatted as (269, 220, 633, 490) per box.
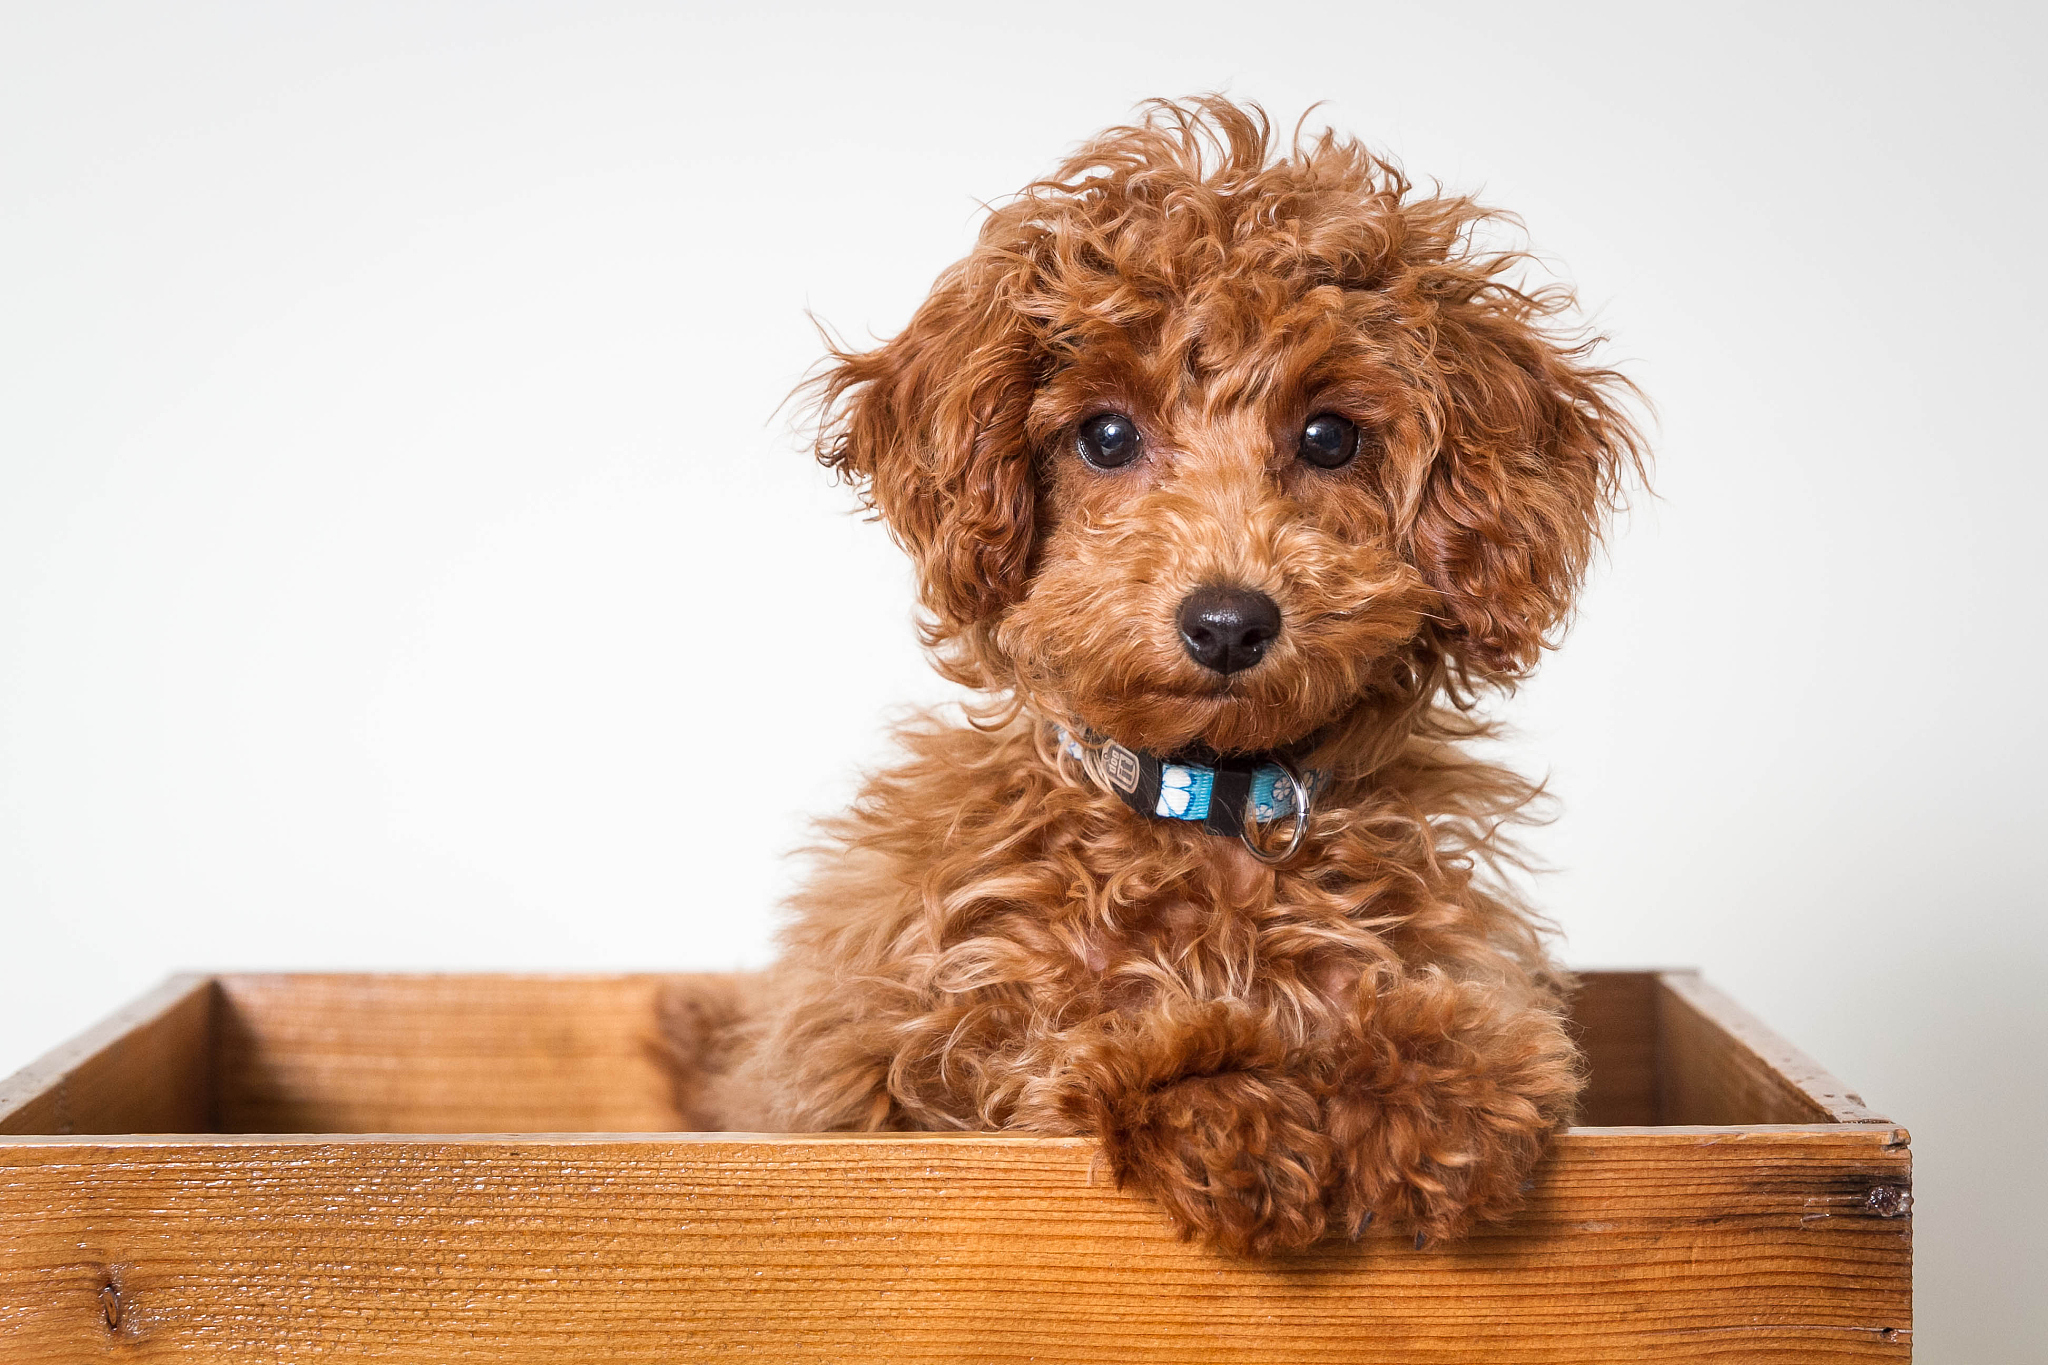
(1051, 838, 1375, 1011)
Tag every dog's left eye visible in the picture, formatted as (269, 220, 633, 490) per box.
(1075, 413, 1143, 469)
(1298, 414, 1360, 469)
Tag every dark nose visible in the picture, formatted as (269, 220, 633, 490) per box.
(1176, 586, 1282, 675)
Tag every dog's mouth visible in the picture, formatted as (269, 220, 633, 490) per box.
(1071, 680, 1332, 757)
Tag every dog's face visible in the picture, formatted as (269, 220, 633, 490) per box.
(815, 100, 1639, 756)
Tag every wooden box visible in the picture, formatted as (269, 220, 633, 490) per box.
(0, 970, 1909, 1361)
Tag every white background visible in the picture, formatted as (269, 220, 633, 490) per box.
(3, 1, 2041, 1355)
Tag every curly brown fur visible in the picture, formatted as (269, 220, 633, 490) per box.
(668, 97, 1644, 1256)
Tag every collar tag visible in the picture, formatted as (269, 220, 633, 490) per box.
(1100, 742, 1142, 795)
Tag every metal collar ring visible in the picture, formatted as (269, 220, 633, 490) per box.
(1239, 756, 1312, 865)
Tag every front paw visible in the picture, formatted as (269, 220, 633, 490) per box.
(1101, 1071, 1334, 1256)
(1324, 993, 1581, 1244)
(1324, 1092, 1552, 1246)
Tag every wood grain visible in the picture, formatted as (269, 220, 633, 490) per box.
(0, 1128, 1911, 1364)
(0, 977, 215, 1137)
(0, 973, 1911, 1361)
(1656, 972, 1888, 1127)
(212, 973, 725, 1133)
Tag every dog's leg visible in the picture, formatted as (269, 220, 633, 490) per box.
(655, 972, 772, 1130)
(1021, 1000, 1336, 1256)
(1320, 968, 1582, 1246)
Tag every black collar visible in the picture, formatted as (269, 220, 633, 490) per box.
(1058, 729, 1326, 862)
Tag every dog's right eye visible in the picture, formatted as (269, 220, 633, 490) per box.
(1298, 413, 1360, 469)
(1075, 413, 1142, 470)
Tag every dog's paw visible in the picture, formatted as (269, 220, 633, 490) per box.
(1321, 1012, 1579, 1244)
(1102, 1070, 1334, 1256)
(1323, 1093, 1550, 1245)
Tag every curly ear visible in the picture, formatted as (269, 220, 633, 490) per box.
(1412, 281, 1644, 683)
(810, 253, 1042, 637)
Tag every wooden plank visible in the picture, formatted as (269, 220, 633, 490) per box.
(0, 1128, 1911, 1363)
(212, 973, 739, 1133)
(1656, 972, 1889, 1126)
(0, 977, 216, 1137)
(1565, 970, 1658, 1126)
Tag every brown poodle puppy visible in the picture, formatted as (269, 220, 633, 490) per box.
(666, 97, 1643, 1256)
